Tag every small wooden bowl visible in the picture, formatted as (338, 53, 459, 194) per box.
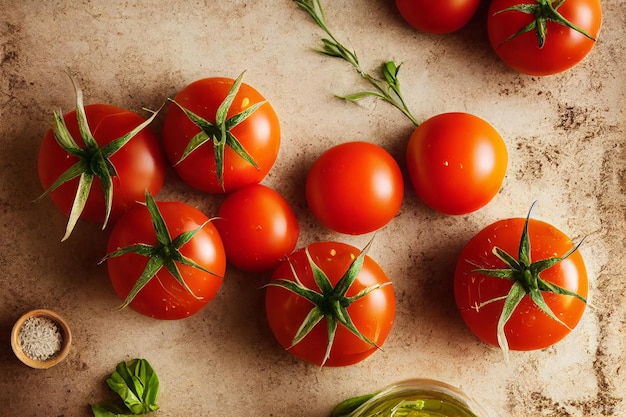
(11, 309, 72, 369)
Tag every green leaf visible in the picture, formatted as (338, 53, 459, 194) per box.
(497, 281, 527, 362)
(338, 91, 385, 103)
(334, 237, 373, 296)
(93, 359, 159, 416)
(144, 190, 172, 246)
(291, 306, 325, 347)
(305, 246, 334, 295)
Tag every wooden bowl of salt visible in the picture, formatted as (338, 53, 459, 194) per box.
(11, 309, 72, 369)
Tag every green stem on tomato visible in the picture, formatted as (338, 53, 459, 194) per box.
(294, 0, 420, 126)
(36, 72, 161, 241)
(468, 201, 587, 361)
(98, 190, 223, 309)
(494, 0, 596, 49)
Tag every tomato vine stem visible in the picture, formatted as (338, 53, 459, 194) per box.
(294, 0, 420, 126)
(494, 0, 596, 49)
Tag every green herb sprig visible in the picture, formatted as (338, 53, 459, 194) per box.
(91, 359, 160, 417)
(294, 0, 419, 126)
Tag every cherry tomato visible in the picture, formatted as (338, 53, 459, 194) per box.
(214, 184, 299, 273)
(105, 198, 226, 320)
(454, 209, 588, 353)
(487, 0, 602, 76)
(38, 104, 166, 234)
(395, 0, 481, 34)
(265, 241, 396, 366)
(406, 112, 507, 215)
(162, 74, 280, 193)
(306, 142, 404, 235)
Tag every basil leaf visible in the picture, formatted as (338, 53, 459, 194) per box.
(92, 358, 160, 416)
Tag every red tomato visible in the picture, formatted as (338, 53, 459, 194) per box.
(487, 0, 602, 76)
(265, 241, 396, 366)
(214, 184, 299, 273)
(395, 0, 481, 34)
(454, 212, 588, 354)
(162, 75, 280, 193)
(38, 104, 166, 230)
(105, 200, 226, 320)
(406, 112, 507, 215)
(306, 142, 404, 235)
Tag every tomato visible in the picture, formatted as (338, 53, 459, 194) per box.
(406, 112, 507, 215)
(395, 0, 481, 34)
(453, 206, 588, 356)
(487, 0, 602, 76)
(214, 184, 299, 273)
(265, 241, 396, 366)
(306, 142, 404, 235)
(104, 193, 226, 320)
(162, 73, 280, 193)
(38, 103, 166, 240)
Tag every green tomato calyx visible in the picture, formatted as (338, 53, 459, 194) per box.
(37, 73, 160, 241)
(168, 71, 264, 191)
(494, 0, 597, 49)
(295, 0, 419, 126)
(469, 202, 587, 361)
(266, 238, 391, 366)
(99, 190, 222, 310)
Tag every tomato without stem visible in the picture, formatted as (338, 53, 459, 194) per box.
(105, 197, 226, 320)
(396, 0, 481, 34)
(265, 241, 396, 366)
(38, 104, 166, 236)
(406, 112, 507, 215)
(487, 0, 602, 76)
(306, 142, 404, 235)
(162, 74, 280, 193)
(214, 184, 299, 273)
(454, 208, 588, 356)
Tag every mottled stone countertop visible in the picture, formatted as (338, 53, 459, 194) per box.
(1, 1, 624, 416)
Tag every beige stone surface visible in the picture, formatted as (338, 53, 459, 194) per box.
(1, 1, 624, 416)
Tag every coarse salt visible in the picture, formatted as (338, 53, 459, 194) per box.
(18, 316, 63, 361)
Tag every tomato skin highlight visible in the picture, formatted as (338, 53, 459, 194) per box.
(38, 104, 166, 225)
(487, 0, 602, 76)
(396, 0, 481, 34)
(215, 184, 299, 273)
(106, 201, 226, 320)
(305, 142, 404, 235)
(406, 112, 507, 215)
(162, 77, 280, 193)
(265, 241, 396, 366)
(454, 217, 588, 351)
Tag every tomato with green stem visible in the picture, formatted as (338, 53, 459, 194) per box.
(306, 141, 404, 235)
(487, 0, 602, 75)
(214, 184, 299, 273)
(102, 191, 225, 320)
(162, 71, 280, 193)
(296, 0, 507, 215)
(265, 240, 396, 366)
(395, 0, 481, 34)
(37, 75, 166, 241)
(453, 203, 588, 359)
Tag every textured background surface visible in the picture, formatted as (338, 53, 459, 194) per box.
(1, 1, 624, 416)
